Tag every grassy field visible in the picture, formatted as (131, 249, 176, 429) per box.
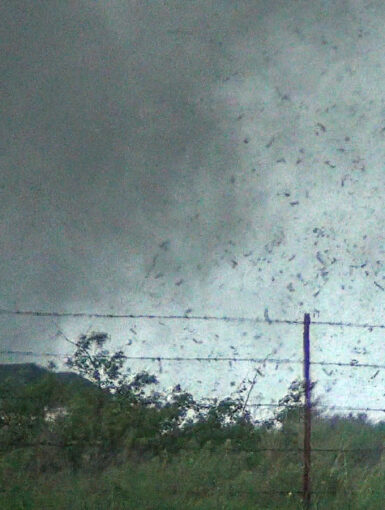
(0, 414, 384, 509)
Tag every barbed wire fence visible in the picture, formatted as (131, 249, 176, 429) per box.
(1, 307, 385, 506)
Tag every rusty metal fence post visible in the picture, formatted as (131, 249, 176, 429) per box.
(303, 313, 311, 509)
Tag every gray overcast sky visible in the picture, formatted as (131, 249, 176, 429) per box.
(1, 0, 385, 419)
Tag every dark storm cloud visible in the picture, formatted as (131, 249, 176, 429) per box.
(2, 0, 374, 319)
(2, 0, 266, 310)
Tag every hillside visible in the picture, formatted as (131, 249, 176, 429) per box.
(0, 362, 94, 389)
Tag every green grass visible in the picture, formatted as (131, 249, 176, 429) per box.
(0, 429, 384, 510)
(0, 449, 302, 509)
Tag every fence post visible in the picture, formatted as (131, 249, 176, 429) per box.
(303, 313, 311, 509)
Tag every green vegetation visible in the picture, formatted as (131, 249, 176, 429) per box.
(0, 332, 384, 509)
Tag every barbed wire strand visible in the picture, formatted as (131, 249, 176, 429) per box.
(1, 349, 385, 370)
(0, 391, 384, 413)
(0, 484, 365, 496)
(1, 307, 385, 329)
(0, 350, 300, 364)
(198, 399, 385, 412)
(0, 385, 383, 414)
(0, 440, 381, 453)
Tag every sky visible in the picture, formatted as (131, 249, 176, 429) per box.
(2, 0, 385, 421)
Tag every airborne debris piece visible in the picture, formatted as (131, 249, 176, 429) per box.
(159, 240, 170, 251)
(264, 308, 272, 324)
(316, 252, 326, 265)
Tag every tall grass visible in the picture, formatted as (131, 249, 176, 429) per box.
(0, 412, 384, 509)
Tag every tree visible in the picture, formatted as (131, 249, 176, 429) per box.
(55, 331, 163, 468)
(65, 332, 127, 391)
(264, 378, 319, 451)
(64, 330, 158, 398)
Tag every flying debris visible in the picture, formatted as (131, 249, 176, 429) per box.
(159, 240, 170, 251)
(374, 281, 384, 291)
(264, 308, 272, 324)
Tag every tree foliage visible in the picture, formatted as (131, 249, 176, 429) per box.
(0, 330, 324, 473)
